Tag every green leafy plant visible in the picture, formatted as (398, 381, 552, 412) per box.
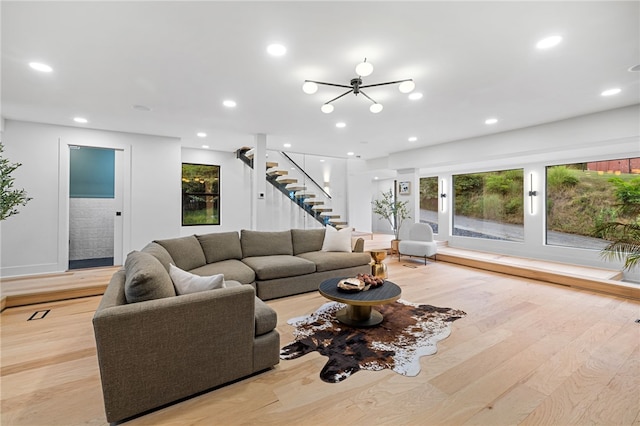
(372, 188, 410, 240)
(593, 177, 640, 270)
(1, 143, 31, 220)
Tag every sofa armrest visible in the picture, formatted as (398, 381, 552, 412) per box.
(93, 285, 256, 422)
(353, 237, 365, 252)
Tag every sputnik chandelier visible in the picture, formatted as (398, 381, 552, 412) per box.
(302, 58, 415, 114)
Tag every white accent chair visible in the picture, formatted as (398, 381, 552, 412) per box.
(398, 223, 437, 264)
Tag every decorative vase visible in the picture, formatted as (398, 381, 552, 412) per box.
(390, 239, 399, 256)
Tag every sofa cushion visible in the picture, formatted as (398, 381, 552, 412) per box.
(154, 235, 206, 271)
(225, 281, 277, 336)
(189, 259, 256, 285)
(141, 242, 174, 272)
(291, 228, 326, 255)
(321, 226, 352, 252)
(169, 264, 225, 295)
(124, 251, 176, 303)
(242, 255, 315, 280)
(241, 230, 293, 257)
(297, 251, 372, 272)
(196, 232, 243, 263)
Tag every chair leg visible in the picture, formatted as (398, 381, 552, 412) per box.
(424, 256, 427, 265)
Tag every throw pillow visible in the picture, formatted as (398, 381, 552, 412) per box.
(321, 226, 352, 252)
(124, 251, 176, 303)
(169, 264, 226, 295)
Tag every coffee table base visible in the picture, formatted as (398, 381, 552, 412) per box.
(336, 305, 383, 327)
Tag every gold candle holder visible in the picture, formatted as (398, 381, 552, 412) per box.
(369, 250, 388, 279)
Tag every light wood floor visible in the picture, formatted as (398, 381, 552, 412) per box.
(2, 256, 639, 425)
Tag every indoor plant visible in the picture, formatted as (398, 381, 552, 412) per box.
(1, 142, 31, 221)
(372, 189, 410, 252)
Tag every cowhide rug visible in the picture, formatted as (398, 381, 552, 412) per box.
(280, 300, 466, 383)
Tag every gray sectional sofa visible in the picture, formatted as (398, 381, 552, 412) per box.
(93, 228, 370, 423)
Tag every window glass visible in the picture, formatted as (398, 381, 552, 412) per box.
(419, 177, 439, 233)
(546, 157, 640, 249)
(452, 169, 524, 241)
(182, 163, 220, 225)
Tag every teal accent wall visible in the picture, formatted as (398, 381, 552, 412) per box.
(70, 147, 115, 198)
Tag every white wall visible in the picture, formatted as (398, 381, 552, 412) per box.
(0, 120, 181, 277)
(374, 105, 640, 279)
(180, 148, 252, 235)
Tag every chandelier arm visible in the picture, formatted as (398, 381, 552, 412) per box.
(359, 79, 413, 89)
(305, 80, 353, 89)
(324, 89, 355, 105)
(358, 90, 378, 104)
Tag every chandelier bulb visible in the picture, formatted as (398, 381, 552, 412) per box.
(302, 81, 318, 94)
(398, 80, 415, 94)
(321, 103, 334, 114)
(355, 60, 373, 77)
(370, 103, 383, 113)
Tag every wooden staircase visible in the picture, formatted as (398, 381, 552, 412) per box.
(238, 148, 348, 229)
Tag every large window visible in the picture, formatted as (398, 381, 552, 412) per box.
(182, 163, 220, 226)
(452, 169, 524, 241)
(546, 157, 639, 249)
(419, 177, 439, 233)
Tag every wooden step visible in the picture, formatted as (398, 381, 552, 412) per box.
(304, 199, 324, 205)
(266, 161, 278, 168)
(267, 168, 288, 176)
(330, 220, 348, 225)
(286, 184, 307, 191)
(276, 177, 298, 184)
(312, 206, 333, 212)
(295, 192, 316, 199)
(335, 224, 349, 229)
(320, 213, 340, 218)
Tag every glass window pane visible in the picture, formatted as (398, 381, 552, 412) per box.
(546, 157, 640, 250)
(182, 163, 220, 225)
(452, 169, 524, 241)
(419, 177, 439, 233)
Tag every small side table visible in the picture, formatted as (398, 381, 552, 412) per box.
(369, 250, 388, 279)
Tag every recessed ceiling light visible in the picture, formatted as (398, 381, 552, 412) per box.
(223, 100, 237, 108)
(283, 143, 291, 148)
(336, 122, 346, 128)
(267, 44, 286, 56)
(536, 35, 562, 49)
(485, 118, 498, 125)
(202, 145, 210, 149)
(601, 88, 621, 96)
(347, 152, 354, 156)
(197, 132, 207, 138)
(629, 64, 640, 72)
(320, 159, 325, 162)
(409, 92, 423, 100)
(29, 62, 53, 72)
(73, 117, 88, 123)
(408, 136, 418, 142)
(374, 176, 379, 180)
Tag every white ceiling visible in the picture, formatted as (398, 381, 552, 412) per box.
(2, 1, 639, 160)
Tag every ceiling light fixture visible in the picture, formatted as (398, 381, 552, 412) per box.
(267, 44, 286, 56)
(536, 35, 562, 49)
(29, 62, 53, 72)
(601, 88, 621, 96)
(629, 64, 640, 72)
(223, 100, 237, 107)
(283, 143, 292, 148)
(303, 58, 415, 114)
(409, 92, 423, 100)
(408, 136, 417, 142)
(336, 122, 346, 128)
(202, 145, 210, 149)
(485, 118, 498, 125)
(73, 117, 88, 123)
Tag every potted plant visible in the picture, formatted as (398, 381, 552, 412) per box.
(1, 143, 31, 221)
(372, 188, 410, 254)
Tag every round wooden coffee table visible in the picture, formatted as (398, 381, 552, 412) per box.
(318, 277, 401, 327)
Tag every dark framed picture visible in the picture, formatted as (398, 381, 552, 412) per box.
(398, 181, 411, 195)
(181, 163, 220, 225)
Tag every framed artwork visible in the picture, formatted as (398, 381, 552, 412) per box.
(181, 163, 220, 225)
(398, 181, 411, 195)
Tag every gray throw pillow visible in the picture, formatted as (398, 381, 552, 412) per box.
(124, 251, 176, 303)
(196, 232, 243, 263)
(154, 235, 206, 271)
